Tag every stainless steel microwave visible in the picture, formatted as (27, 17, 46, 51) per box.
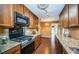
(14, 12, 29, 27)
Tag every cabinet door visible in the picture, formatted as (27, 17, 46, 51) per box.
(59, 12, 64, 27)
(13, 4, 23, 14)
(34, 15, 39, 28)
(69, 4, 78, 27)
(63, 47, 68, 54)
(55, 36, 63, 54)
(29, 12, 34, 28)
(0, 4, 14, 27)
(63, 5, 69, 28)
(2, 45, 21, 54)
(19, 4, 24, 14)
(13, 4, 20, 12)
(24, 6, 30, 17)
(33, 15, 37, 28)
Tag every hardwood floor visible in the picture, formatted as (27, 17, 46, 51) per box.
(33, 37, 56, 54)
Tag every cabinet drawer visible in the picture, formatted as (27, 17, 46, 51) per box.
(3, 45, 21, 54)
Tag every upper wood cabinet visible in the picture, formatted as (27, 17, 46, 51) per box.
(59, 4, 79, 28)
(33, 15, 39, 28)
(24, 5, 39, 28)
(59, 5, 69, 28)
(29, 11, 34, 28)
(24, 5, 30, 17)
(0, 4, 14, 28)
(14, 4, 39, 28)
(63, 5, 69, 28)
(29, 11, 38, 29)
(13, 4, 24, 15)
(0, 4, 39, 28)
(19, 4, 24, 14)
(59, 10, 64, 27)
(69, 4, 79, 27)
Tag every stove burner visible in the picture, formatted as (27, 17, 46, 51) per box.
(11, 36, 33, 48)
(11, 36, 33, 42)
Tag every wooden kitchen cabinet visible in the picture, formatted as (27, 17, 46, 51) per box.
(33, 15, 39, 28)
(24, 5, 30, 18)
(13, 4, 20, 12)
(13, 4, 24, 15)
(29, 11, 34, 28)
(63, 47, 68, 54)
(59, 4, 79, 28)
(59, 4, 69, 28)
(0, 4, 39, 28)
(55, 36, 68, 54)
(63, 5, 69, 28)
(2, 45, 21, 54)
(55, 36, 63, 54)
(34, 35, 41, 49)
(13, 4, 39, 28)
(59, 12, 64, 27)
(0, 4, 14, 28)
(19, 4, 24, 15)
(69, 4, 79, 27)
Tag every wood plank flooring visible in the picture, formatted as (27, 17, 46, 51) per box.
(33, 37, 56, 54)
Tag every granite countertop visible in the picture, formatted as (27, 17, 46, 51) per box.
(0, 40, 20, 53)
(0, 33, 41, 54)
(24, 33, 41, 45)
(25, 33, 41, 36)
(25, 33, 41, 41)
(56, 33, 79, 54)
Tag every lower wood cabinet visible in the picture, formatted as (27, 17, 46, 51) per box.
(55, 36, 63, 54)
(63, 47, 68, 54)
(2, 35, 41, 54)
(21, 35, 41, 54)
(2, 45, 21, 54)
(34, 35, 41, 49)
(55, 36, 68, 54)
(21, 41, 35, 54)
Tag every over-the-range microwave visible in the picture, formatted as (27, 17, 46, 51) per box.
(14, 12, 29, 27)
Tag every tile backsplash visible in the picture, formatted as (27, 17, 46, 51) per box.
(0, 28, 9, 38)
(69, 28, 79, 39)
(25, 28, 36, 35)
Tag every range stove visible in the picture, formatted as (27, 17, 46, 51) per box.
(11, 36, 33, 48)
(11, 36, 33, 42)
(9, 24, 35, 53)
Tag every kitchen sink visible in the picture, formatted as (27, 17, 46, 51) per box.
(70, 47, 79, 54)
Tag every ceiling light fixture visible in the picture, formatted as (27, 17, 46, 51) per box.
(37, 4, 49, 17)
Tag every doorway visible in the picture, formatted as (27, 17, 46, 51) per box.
(51, 24, 58, 53)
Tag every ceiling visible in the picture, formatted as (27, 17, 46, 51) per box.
(24, 4, 65, 20)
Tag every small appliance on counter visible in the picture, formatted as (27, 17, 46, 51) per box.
(62, 28, 71, 37)
(0, 35, 9, 45)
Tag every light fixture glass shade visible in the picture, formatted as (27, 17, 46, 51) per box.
(37, 4, 49, 17)
(37, 4, 49, 10)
